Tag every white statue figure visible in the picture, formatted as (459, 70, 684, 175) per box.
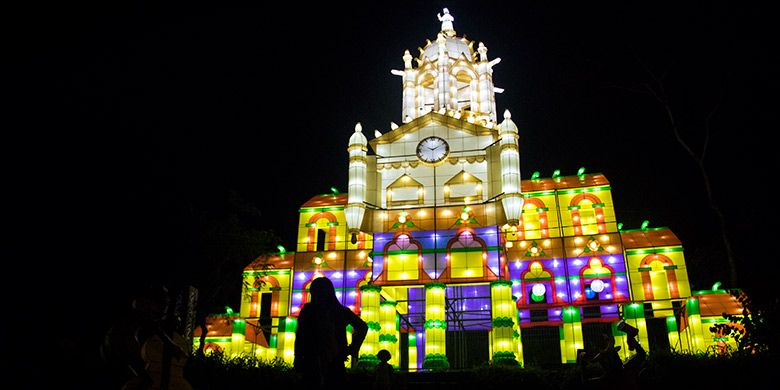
(437, 8, 455, 34)
(478, 42, 488, 62)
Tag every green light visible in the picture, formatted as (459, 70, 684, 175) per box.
(712, 281, 722, 290)
(552, 169, 560, 178)
(277, 245, 286, 255)
(330, 187, 339, 194)
(577, 167, 585, 176)
(641, 220, 649, 230)
(225, 306, 234, 315)
(531, 171, 540, 180)
(617, 222, 623, 231)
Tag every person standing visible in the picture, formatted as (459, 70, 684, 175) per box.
(294, 277, 368, 389)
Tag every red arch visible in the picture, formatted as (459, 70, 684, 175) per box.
(519, 261, 559, 306)
(373, 231, 430, 284)
(250, 275, 281, 317)
(577, 257, 618, 303)
(519, 198, 550, 239)
(307, 212, 339, 252)
(638, 254, 680, 300)
(439, 228, 495, 281)
(569, 194, 606, 236)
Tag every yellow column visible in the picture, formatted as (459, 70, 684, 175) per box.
(408, 331, 418, 372)
(379, 301, 400, 367)
(358, 284, 382, 368)
(666, 316, 680, 352)
(621, 302, 649, 359)
(490, 280, 520, 365)
(276, 316, 297, 364)
(423, 282, 448, 369)
(560, 306, 583, 363)
(231, 319, 246, 356)
(684, 297, 705, 353)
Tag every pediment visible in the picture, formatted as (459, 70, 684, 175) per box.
(368, 111, 498, 153)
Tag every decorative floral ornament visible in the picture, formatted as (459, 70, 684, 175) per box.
(455, 206, 478, 225)
(582, 236, 605, 254)
(525, 240, 545, 257)
(391, 210, 416, 230)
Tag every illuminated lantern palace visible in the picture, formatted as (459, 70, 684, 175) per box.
(194, 9, 738, 368)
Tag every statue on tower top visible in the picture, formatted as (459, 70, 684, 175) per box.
(437, 8, 455, 36)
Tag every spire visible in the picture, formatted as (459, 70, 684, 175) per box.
(403, 50, 413, 69)
(349, 122, 367, 146)
(437, 8, 456, 37)
(499, 109, 518, 133)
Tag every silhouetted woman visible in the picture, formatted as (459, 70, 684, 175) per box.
(294, 277, 368, 388)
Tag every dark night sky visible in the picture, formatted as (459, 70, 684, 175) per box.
(4, 0, 777, 382)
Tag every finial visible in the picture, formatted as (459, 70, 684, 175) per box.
(437, 8, 455, 36)
(390, 122, 399, 130)
(504, 109, 512, 119)
(403, 50, 413, 69)
(374, 129, 382, 138)
(478, 42, 488, 62)
(355, 122, 362, 132)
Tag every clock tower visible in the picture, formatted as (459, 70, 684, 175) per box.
(346, 9, 523, 235)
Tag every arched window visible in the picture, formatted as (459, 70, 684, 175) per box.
(519, 198, 550, 240)
(306, 212, 338, 252)
(374, 233, 428, 284)
(638, 254, 680, 301)
(447, 230, 485, 278)
(579, 257, 616, 302)
(569, 194, 606, 236)
(520, 261, 556, 306)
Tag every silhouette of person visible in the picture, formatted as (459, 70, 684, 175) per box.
(581, 332, 623, 388)
(101, 284, 190, 389)
(622, 332, 647, 390)
(294, 277, 368, 389)
(373, 349, 393, 390)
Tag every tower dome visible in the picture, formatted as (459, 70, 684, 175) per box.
(392, 8, 501, 123)
(421, 35, 473, 62)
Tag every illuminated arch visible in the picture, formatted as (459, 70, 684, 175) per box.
(519, 261, 558, 306)
(519, 197, 550, 240)
(415, 70, 437, 112)
(374, 232, 429, 284)
(638, 254, 680, 300)
(306, 212, 338, 252)
(450, 62, 477, 81)
(249, 275, 282, 318)
(577, 257, 618, 302)
(569, 194, 606, 236)
(440, 228, 495, 281)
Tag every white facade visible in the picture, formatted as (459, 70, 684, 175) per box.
(348, 9, 522, 227)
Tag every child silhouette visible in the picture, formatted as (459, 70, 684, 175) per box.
(373, 349, 393, 390)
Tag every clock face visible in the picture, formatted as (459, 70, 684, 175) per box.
(416, 136, 450, 163)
